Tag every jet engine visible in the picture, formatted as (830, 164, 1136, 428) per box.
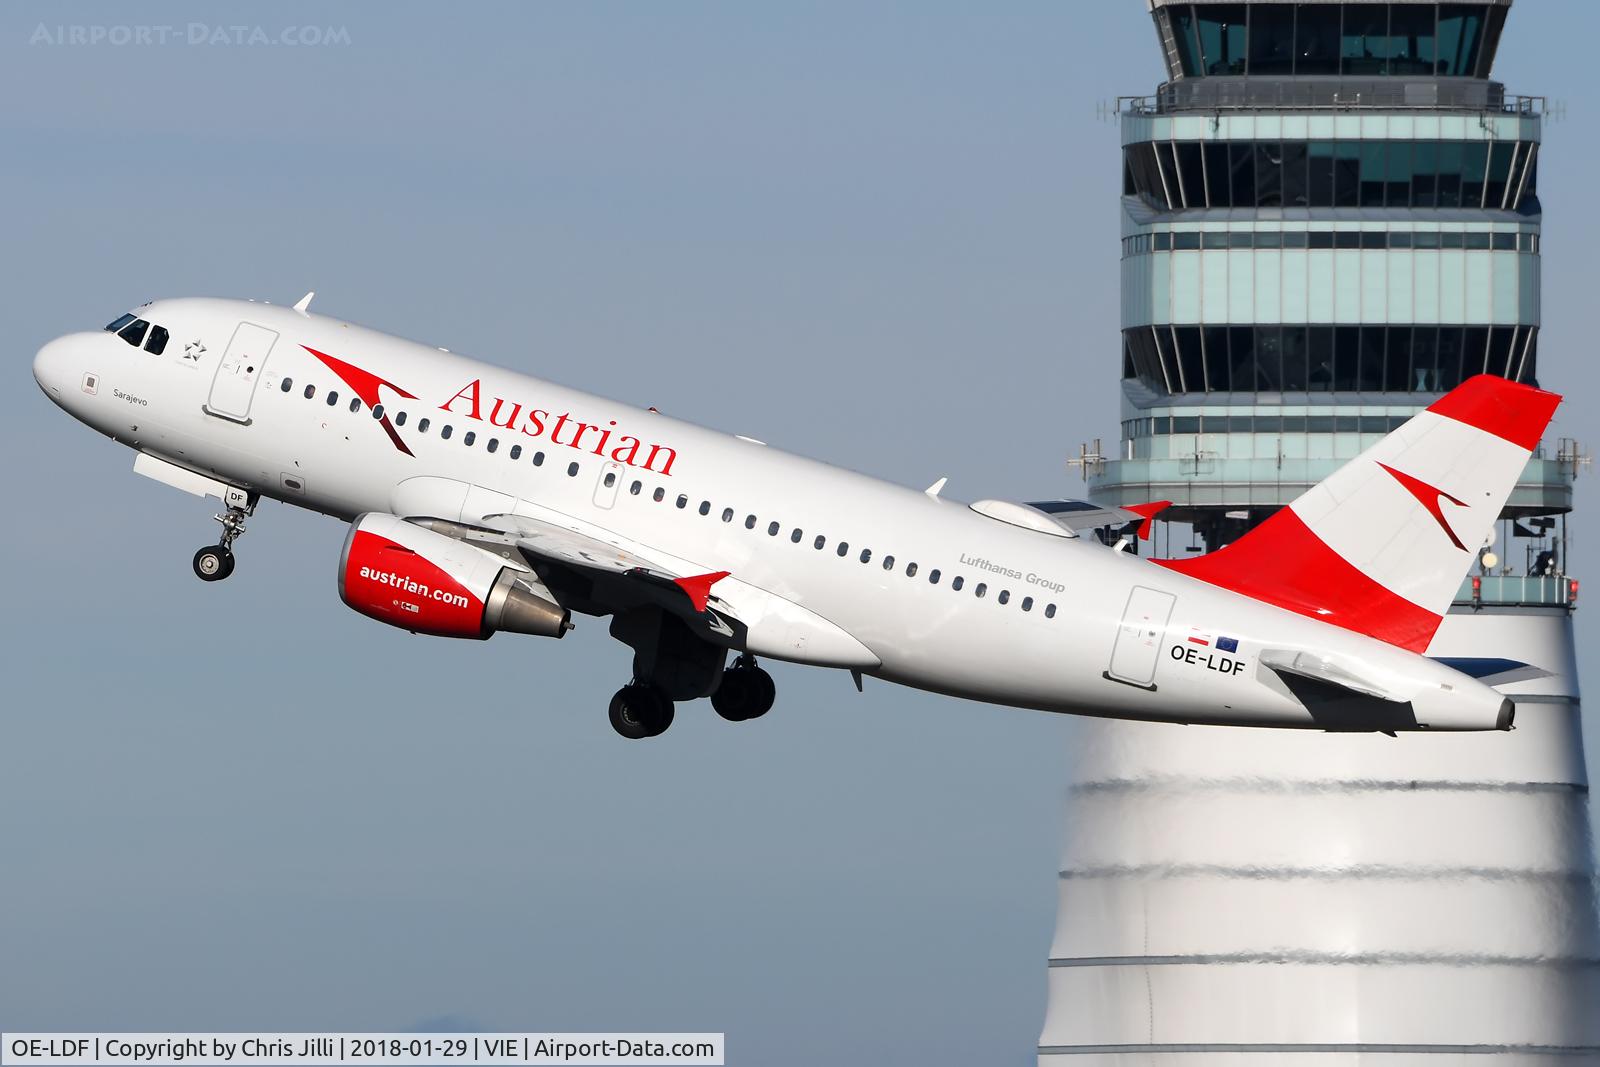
(338, 512, 569, 640)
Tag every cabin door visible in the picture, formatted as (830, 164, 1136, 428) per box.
(1106, 586, 1175, 690)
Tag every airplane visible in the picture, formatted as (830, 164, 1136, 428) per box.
(32, 295, 1559, 738)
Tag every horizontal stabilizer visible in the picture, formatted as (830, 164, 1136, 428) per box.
(1429, 656, 1552, 685)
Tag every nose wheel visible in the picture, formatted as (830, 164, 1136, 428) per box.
(193, 498, 252, 582)
(193, 545, 235, 582)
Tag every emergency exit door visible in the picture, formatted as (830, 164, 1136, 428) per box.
(1105, 586, 1176, 690)
(205, 322, 277, 424)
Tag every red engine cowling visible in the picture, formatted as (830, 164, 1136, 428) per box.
(338, 513, 569, 640)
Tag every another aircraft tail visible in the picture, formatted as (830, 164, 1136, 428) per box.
(1159, 375, 1561, 653)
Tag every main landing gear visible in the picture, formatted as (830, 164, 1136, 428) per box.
(608, 682, 675, 740)
(192, 494, 253, 582)
(606, 656, 777, 739)
(711, 656, 776, 723)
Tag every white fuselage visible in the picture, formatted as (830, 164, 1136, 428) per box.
(32, 297, 1506, 730)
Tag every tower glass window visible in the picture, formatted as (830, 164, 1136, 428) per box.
(1159, 5, 1496, 79)
(1295, 5, 1342, 74)
(1124, 140, 1537, 212)
(1247, 5, 1295, 75)
(1195, 4, 1248, 76)
(1123, 325, 1537, 396)
(1437, 4, 1487, 76)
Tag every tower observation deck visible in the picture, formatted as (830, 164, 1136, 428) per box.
(1040, 2, 1599, 1061)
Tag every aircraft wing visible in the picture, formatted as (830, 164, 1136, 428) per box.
(391, 476, 879, 668)
(419, 512, 736, 622)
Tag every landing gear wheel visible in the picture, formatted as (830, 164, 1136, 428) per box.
(193, 545, 234, 582)
(712, 660, 776, 722)
(712, 669, 758, 722)
(609, 684, 675, 739)
(751, 667, 776, 717)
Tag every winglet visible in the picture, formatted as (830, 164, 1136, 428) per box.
(673, 570, 730, 613)
(1125, 500, 1172, 541)
(293, 291, 315, 314)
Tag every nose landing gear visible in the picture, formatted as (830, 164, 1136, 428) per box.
(192, 492, 255, 582)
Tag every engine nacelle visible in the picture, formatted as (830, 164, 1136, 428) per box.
(338, 513, 569, 640)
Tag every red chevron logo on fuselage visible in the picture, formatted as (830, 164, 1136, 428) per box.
(1377, 462, 1468, 551)
(303, 345, 418, 456)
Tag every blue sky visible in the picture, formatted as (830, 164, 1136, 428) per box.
(1, 3, 1594, 1064)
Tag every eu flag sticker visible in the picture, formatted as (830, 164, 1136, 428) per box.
(1216, 636, 1239, 653)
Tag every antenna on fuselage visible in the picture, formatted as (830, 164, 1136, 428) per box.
(292, 291, 315, 314)
(925, 477, 947, 499)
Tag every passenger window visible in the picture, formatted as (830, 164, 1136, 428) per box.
(1022, 596, 1033, 611)
(859, 549, 872, 564)
(1045, 604, 1057, 619)
(487, 438, 499, 453)
(632, 481, 643, 495)
(998, 590, 1009, 605)
(906, 563, 918, 577)
(653, 487, 665, 502)
(721, 507, 733, 522)
(510, 444, 522, 459)
(118, 319, 149, 347)
(791, 528, 803, 543)
(698, 501, 710, 516)
(105, 313, 137, 333)
(463, 431, 475, 446)
(145, 325, 169, 355)
(304, 384, 316, 399)
(883, 555, 895, 570)
(533, 451, 544, 466)
(814, 535, 826, 550)
(676, 494, 688, 509)
(418, 418, 430, 433)
(281, 378, 293, 393)
(768, 522, 780, 536)
(350, 398, 361, 413)
(441, 425, 453, 440)
(395, 411, 407, 426)
(928, 568, 940, 584)
(745, 515, 757, 529)
(327, 391, 339, 406)
(975, 583, 987, 598)
(372, 404, 384, 419)
(604, 471, 616, 488)
(568, 462, 579, 477)
(952, 576, 965, 591)
(837, 542, 849, 557)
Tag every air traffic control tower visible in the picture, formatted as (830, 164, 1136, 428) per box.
(1042, 1, 1600, 1061)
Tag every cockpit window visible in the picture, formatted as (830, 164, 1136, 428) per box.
(117, 319, 149, 347)
(145, 325, 169, 355)
(105, 313, 136, 333)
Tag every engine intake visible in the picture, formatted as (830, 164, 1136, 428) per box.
(338, 512, 569, 640)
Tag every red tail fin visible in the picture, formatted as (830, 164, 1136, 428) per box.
(1157, 376, 1560, 653)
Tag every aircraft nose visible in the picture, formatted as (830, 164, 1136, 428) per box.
(33, 336, 68, 396)
(33, 333, 93, 401)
